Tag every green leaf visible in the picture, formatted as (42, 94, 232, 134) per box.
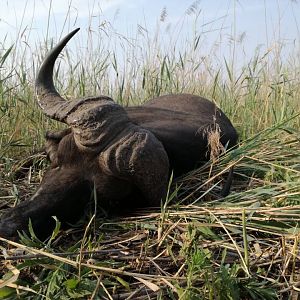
(0, 45, 13, 67)
(115, 276, 130, 291)
(0, 287, 15, 299)
(198, 226, 221, 240)
(64, 278, 79, 290)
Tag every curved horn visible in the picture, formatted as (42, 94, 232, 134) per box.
(36, 29, 128, 150)
(35, 28, 80, 121)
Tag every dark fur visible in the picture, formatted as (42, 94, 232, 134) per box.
(0, 94, 237, 240)
(0, 29, 238, 240)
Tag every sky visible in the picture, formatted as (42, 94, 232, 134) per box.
(0, 0, 299, 66)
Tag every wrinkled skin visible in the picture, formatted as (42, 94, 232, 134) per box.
(0, 111, 170, 239)
(0, 29, 238, 240)
(46, 93, 237, 177)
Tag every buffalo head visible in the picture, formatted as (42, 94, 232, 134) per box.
(0, 29, 169, 239)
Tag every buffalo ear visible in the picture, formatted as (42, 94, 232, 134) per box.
(100, 128, 169, 207)
(45, 128, 72, 166)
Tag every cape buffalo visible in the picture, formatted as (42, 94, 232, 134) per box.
(0, 28, 238, 240)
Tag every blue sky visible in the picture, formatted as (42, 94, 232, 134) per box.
(0, 0, 299, 65)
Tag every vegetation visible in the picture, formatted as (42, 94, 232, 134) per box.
(0, 2, 300, 299)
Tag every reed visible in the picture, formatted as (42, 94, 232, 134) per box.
(0, 2, 299, 299)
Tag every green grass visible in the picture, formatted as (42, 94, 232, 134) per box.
(0, 2, 300, 299)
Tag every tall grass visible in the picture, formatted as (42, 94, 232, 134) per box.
(0, 1, 300, 299)
(0, 1, 299, 158)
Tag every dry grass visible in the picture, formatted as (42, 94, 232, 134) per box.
(0, 1, 300, 299)
(0, 123, 300, 299)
